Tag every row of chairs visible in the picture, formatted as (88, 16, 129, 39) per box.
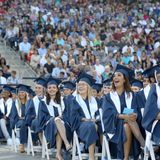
(10, 122, 158, 159)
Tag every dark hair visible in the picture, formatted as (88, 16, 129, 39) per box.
(46, 86, 61, 105)
(112, 74, 132, 94)
(0, 57, 6, 67)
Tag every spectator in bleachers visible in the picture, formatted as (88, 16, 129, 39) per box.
(0, 69, 7, 84)
(19, 36, 31, 62)
(7, 70, 19, 85)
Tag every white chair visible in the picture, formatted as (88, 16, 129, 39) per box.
(99, 108, 113, 160)
(11, 129, 18, 152)
(143, 132, 156, 160)
(41, 131, 50, 160)
(27, 127, 35, 156)
(72, 131, 102, 160)
(11, 127, 21, 152)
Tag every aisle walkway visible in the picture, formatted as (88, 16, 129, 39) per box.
(0, 39, 37, 86)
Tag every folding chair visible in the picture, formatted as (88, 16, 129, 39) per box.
(11, 129, 18, 152)
(99, 108, 112, 160)
(72, 132, 102, 160)
(143, 120, 159, 160)
(41, 131, 50, 160)
(27, 127, 35, 156)
(11, 126, 21, 153)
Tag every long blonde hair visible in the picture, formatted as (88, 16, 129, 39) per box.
(17, 92, 29, 112)
(77, 83, 92, 101)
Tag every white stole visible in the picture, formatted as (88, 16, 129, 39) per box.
(0, 98, 13, 117)
(156, 84, 160, 110)
(0, 98, 5, 114)
(42, 98, 62, 117)
(75, 94, 98, 119)
(15, 99, 21, 117)
(143, 84, 150, 100)
(61, 97, 65, 112)
(33, 96, 41, 116)
(110, 91, 133, 114)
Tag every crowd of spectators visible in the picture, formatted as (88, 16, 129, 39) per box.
(0, 54, 19, 85)
(0, 0, 160, 83)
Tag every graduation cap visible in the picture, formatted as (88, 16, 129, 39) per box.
(76, 72, 96, 86)
(10, 87, 17, 94)
(34, 77, 46, 87)
(142, 68, 152, 78)
(2, 85, 13, 93)
(92, 83, 103, 93)
(142, 65, 160, 78)
(103, 79, 112, 86)
(131, 79, 143, 89)
(47, 77, 61, 86)
(62, 81, 76, 90)
(28, 88, 36, 97)
(114, 64, 135, 81)
(16, 84, 30, 93)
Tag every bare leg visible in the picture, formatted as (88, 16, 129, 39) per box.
(89, 143, 96, 160)
(56, 133, 63, 160)
(54, 118, 71, 150)
(124, 123, 132, 160)
(128, 121, 145, 147)
(38, 132, 43, 144)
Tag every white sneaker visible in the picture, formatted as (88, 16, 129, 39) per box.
(15, 138, 20, 145)
(7, 138, 13, 146)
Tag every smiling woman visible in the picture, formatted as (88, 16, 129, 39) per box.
(102, 64, 144, 160)
(70, 72, 101, 160)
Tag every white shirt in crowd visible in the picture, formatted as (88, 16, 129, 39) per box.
(0, 76, 7, 84)
(19, 42, 31, 54)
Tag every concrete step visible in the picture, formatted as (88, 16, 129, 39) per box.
(0, 39, 37, 86)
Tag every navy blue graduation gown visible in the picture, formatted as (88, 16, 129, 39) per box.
(25, 98, 41, 135)
(136, 90, 146, 109)
(0, 110, 3, 119)
(62, 95, 74, 142)
(70, 97, 99, 148)
(102, 92, 140, 159)
(37, 100, 61, 148)
(142, 84, 160, 144)
(9, 101, 28, 144)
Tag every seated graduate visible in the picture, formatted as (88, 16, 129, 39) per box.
(25, 77, 46, 133)
(10, 84, 30, 153)
(142, 66, 160, 146)
(61, 80, 75, 142)
(70, 72, 100, 160)
(92, 83, 103, 100)
(102, 64, 145, 160)
(38, 77, 72, 160)
(0, 85, 13, 145)
(102, 79, 112, 96)
(131, 79, 143, 93)
(136, 68, 152, 109)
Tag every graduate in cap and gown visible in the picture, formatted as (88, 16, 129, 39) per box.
(25, 77, 46, 133)
(136, 66, 157, 120)
(142, 66, 160, 148)
(38, 77, 72, 160)
(10, 84, 30, 153)
(70, 72, 100, 160)
(131, 79, 143, 93)
(102, 64, 145, 160)
(61, 81, 75, 142)
(0, 85, 13, 145)
(102, 79, 112, 96)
